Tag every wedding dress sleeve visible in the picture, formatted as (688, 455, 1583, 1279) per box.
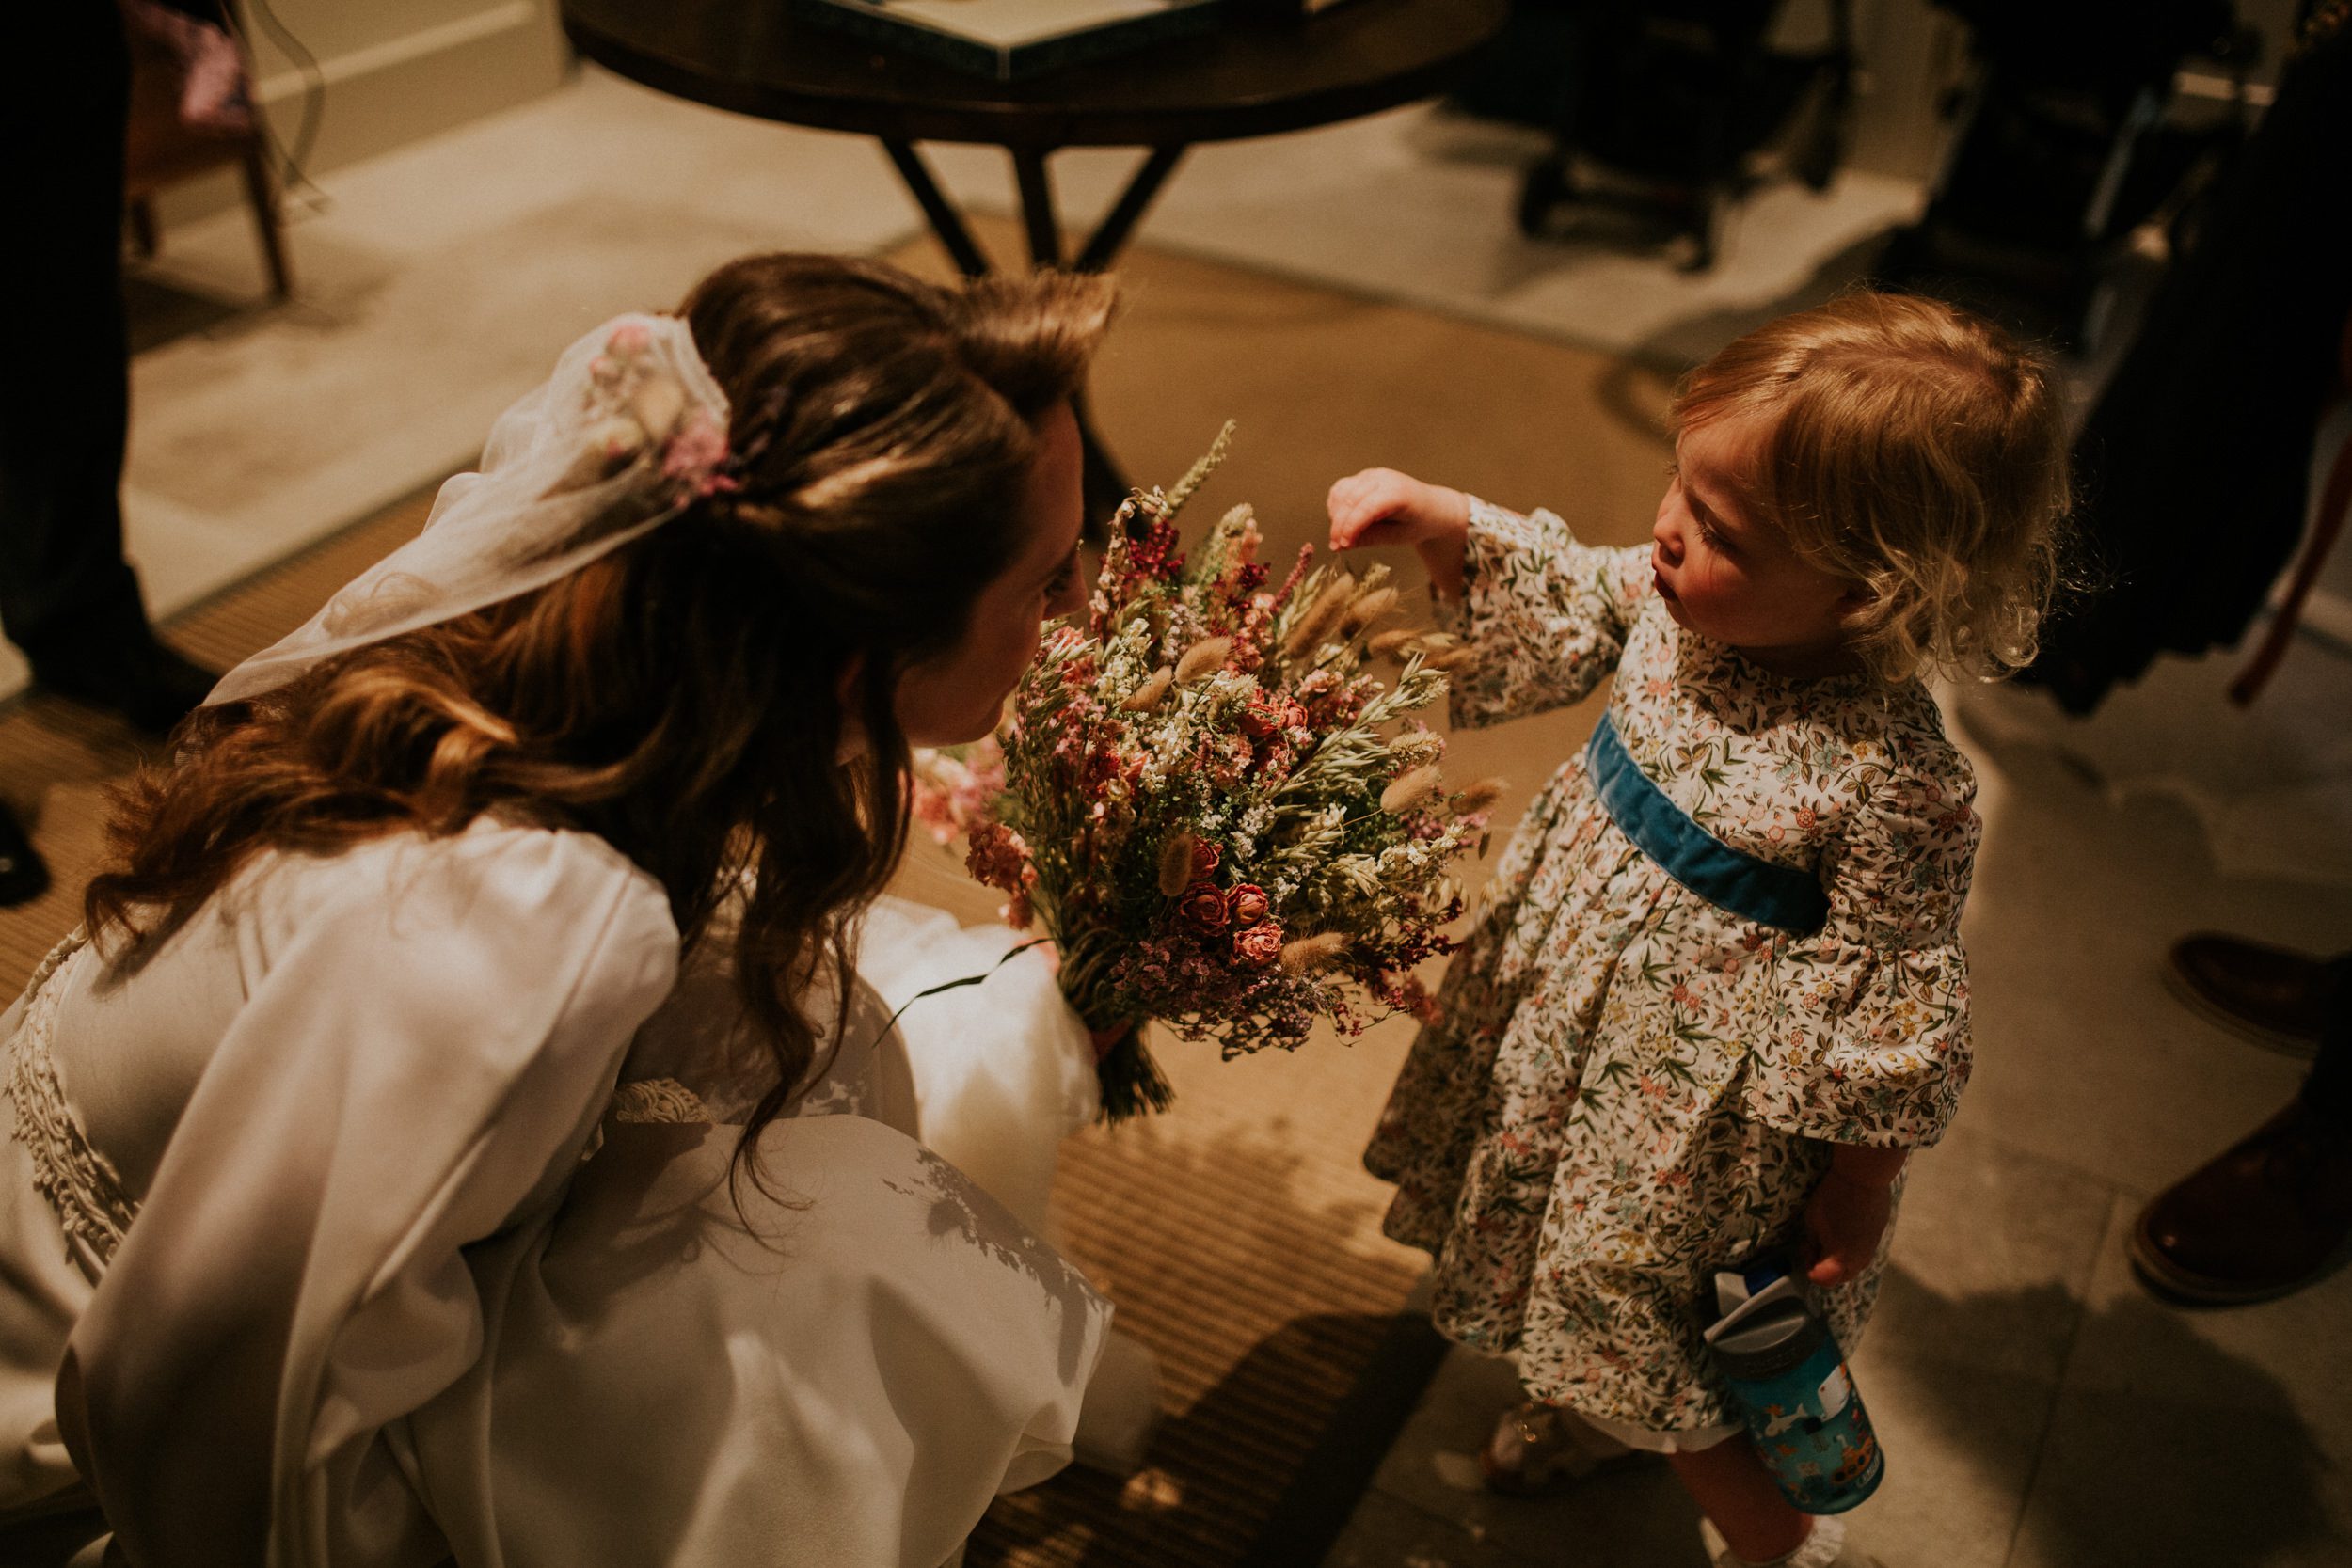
(402, 1112, 1110, 1568)
(55, 828, 682, 1568)
(854, 894, 1099, 1237)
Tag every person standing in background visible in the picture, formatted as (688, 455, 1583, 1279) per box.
(0, 0, 231, 906)
(2134, 936, 2351, 1303)
(2020, 2, 2352, 711)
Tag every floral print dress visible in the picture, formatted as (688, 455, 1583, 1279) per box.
(1365, 500, 1979, 1434)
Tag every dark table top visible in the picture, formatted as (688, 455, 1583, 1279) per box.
(563, 0, 1510, 150)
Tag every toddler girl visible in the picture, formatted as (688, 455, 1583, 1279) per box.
(1327, 293, 2070, 1568)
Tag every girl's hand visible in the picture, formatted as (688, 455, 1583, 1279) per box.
(1801, 1156, 1901, 1286)
(1327, 468, 1473, 599)
(1327, 468, 1470, 551)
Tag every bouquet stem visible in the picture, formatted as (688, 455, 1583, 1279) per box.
(1094, 1027, 1175, 1122)
(1057, 929, 1173, 1124)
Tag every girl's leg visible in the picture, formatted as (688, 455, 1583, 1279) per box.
(1666, 1433, 1812, 1564)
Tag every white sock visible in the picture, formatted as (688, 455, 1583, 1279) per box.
(1707, 1513, 1847, 1568)
(1764, 1515, 1848, 1568)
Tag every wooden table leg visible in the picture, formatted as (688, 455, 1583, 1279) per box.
(1073, 146, 1185, 274)
(1010, 148, 1063, 269)
(901, 140, 1196, 531)
(1004, 148, 1144, 530)
(882, 137, 993, 278)
(1009, 144, 1190, 276)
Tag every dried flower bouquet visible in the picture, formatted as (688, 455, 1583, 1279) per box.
(922, 426, 1495, 1121)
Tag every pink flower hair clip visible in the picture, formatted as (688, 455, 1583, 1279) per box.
(660, 410, 739, 499)
(575, 321, 740, 499)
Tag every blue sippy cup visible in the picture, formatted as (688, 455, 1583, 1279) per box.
(1704, 1262, 1883, 1513)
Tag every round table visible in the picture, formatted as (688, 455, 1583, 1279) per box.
(563, 0, 1507, 507)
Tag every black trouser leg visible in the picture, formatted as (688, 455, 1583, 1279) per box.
(0, 3, 151, 672)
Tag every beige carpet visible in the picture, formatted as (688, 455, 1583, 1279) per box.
(0, 226, 1675, 1563)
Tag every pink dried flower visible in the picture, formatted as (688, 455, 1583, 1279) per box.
(1271, 543, 1313, 609)
(965, 822, 1034, 895)
(1205, 734, 1253, 788)
(1234, 920, 1283, 967)
(660, 411, 736, 495)
(1239, 693, 1282, 739)
(1227, 883, 1270, 925)
(1177, 881, 1230, 932)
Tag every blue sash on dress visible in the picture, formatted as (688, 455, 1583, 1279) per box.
(1585, 713, 1830, 935)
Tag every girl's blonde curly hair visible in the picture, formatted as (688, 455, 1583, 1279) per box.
(1673, 291, 2071, 685)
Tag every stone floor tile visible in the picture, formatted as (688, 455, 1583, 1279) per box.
(1954, 732, 2347, 1198)
(2007, 1198, 2352, 1568)
(1356, 1345, 1704, 1567)
(1872, 1124, 2116, 1380)
(1321, 1487, 1557, 1568)
(1838, 1124, 2119, 1568)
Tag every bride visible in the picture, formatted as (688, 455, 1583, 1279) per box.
(0, 254, 1132, 1567)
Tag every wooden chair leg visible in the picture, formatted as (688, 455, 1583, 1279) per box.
(128, 198, 161, 260)
(239, 145, 293, 300)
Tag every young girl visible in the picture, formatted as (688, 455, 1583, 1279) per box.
(0, 255, 1116, 1567)
(1327, 293, 2069, 1568)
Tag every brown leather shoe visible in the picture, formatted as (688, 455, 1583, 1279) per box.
(2131, 1095, 2352, 1305)
(2163, 933, 2338, 1059)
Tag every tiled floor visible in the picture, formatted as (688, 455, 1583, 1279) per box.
(62, 64, 2352, 1567)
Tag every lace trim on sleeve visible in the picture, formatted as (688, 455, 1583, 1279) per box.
(606, 1076, 710, 1125)
(8, 929, 140, 1269)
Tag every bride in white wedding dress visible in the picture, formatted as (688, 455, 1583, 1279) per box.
(0, 256, 1142, 1568)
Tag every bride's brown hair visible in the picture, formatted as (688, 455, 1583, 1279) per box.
(87, 253, 1114, 1180)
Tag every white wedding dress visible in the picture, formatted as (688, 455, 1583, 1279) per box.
(0, 820, 1111, 1568)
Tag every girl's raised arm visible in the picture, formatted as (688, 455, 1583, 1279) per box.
(1437, 499, 1653, 730)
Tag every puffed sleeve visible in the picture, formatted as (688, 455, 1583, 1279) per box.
(55, 828, 679, 1568)
(1741, 749, 1980, 1148)
(1438, 498, 1655, 729)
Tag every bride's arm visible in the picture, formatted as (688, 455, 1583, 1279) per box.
(56, 830, 677, 1568)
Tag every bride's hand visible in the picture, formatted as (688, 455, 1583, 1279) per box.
(1086, 1020, 1138, 1062)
